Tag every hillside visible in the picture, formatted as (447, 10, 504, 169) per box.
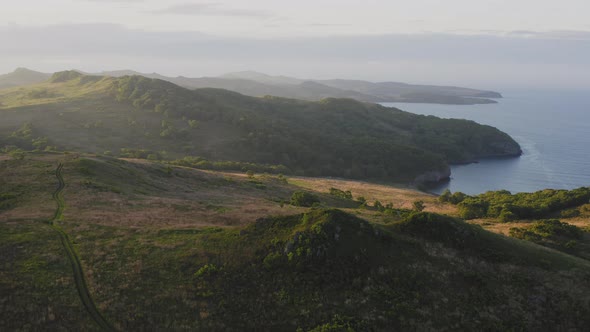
(0, 71, 521, 184)
(2, 153, 590, 331)
(0, 68, 502, 105)
(0, 68, 51, 89)
(104, 69, 503, 105)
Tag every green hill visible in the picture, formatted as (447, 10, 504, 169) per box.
(0, 71, 521, 183)
(2, 154, 589, 331)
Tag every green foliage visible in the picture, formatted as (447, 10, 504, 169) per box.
(290, 191, 320, 207)
(373, 200, 384, 211)
(439, 189, 467, 204)
(0, 72, 521, 182)
(457, 197, 489, 219)
(412, 200, 425, 211)
(498, 209, 517, 222)
(49, 70, 83, 83)
(25, 89, 55, 99)
(328, 188, 353, 200)
(0, 193, 18, 211)
(277, 174, 288, 184)
(187, 119, 199, 128)
(194, 264, 220, 279)
(119, 148, 162, 159)
(8, 149, 26, 160)
(509, 220, 585, 255)
(438, 189, 452, 202)
(10, 122, 33, 139)
(451, 187, 590, 220)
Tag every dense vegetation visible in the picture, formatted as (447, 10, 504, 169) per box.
(440, 187, 590, 220)
(3, 154, 590, 331)
(0, 72, 520, 182)
(508, 220, 589, 257)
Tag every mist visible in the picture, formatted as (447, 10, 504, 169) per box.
(2, 23, 590, 89)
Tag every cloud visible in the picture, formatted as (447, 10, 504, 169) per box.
(307, 23, 352, 27)
(85, 0, 145, 2)
(1, 23, 589, 88)
(151, 3, 272, 18)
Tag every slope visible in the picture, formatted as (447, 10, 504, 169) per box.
(2, 153, 590, 331)
(0, 68, 51, 89)
(0, 71, 521, 183)
(99, 69, 501, 105)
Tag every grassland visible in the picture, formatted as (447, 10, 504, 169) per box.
(2, 152, 590, 330)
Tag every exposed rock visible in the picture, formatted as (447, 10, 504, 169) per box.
(414, 166, 451, 185)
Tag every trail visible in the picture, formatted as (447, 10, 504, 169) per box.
(50, 163, 116, 331)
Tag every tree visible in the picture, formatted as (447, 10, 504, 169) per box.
(413, 200, 425, 212)
(374, 200, 384, 212)
(438, 189, 452, 203)
(290, 191, 320, 207)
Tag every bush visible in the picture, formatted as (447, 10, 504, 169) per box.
(290, 191, 320, 207)
(413, 200, 425, 212)
(194, 264, 219, 279)
(374, 200, 384, 211)
(328, 188, 353, 200)
(499, 209, 517, 222)
(438, 189, 452, 203)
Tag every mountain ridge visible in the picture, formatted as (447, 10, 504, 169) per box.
(0, 68, 502, 105)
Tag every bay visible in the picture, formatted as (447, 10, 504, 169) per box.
(381, 89, 590, 195)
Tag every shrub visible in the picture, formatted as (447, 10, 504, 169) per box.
(374, 200, 384, 211)
(290, 191, 320, 207)
(438, 189, 452, 203)
(328, 188, 353, 200)
(499, 209, 517, 222)
(413, 200, 425, 212)
(194, 264, 219, 279)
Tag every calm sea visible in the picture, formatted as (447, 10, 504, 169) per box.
(381, 89, 590, 195)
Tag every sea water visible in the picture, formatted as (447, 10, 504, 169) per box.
(381, 89, 590, 195)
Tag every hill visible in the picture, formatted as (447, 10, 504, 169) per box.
(0, 68, 503, 105)
(2, 153, 590, 331)
(103, 69, 503, 105)
(0, 68, 51, 89)
(0, 71, 521, 183)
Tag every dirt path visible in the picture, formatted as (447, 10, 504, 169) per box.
(50, 163, 116, 331)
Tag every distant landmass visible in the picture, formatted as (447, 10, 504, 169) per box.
(0, 68, 502, 105)
(0, 68, 51, 89)
(0, 71, 520, 183)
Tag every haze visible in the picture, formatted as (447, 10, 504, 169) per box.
(2, 0, 590, 89)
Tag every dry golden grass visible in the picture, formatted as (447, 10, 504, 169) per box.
(2, 153, 458, 230)
(286, 176, 457, 215)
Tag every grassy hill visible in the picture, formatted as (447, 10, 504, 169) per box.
(0, 68, 502, 105)
(104, 69, 502, 105)
(2, 153, 590, 331)
(0, 71, 521, 183)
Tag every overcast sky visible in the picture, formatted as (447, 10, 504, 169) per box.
(1, 0, 590, 89)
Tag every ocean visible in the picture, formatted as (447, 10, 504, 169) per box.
(381, 89, 590, 195)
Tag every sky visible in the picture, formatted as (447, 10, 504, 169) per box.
(1, 0, 590, 89)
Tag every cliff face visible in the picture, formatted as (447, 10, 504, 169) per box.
(414, 138, 522, 184)
(487, 141, 523, 157)
(414, 166, 451, 184)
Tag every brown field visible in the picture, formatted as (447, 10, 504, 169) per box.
(0, 153, 460, 230)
